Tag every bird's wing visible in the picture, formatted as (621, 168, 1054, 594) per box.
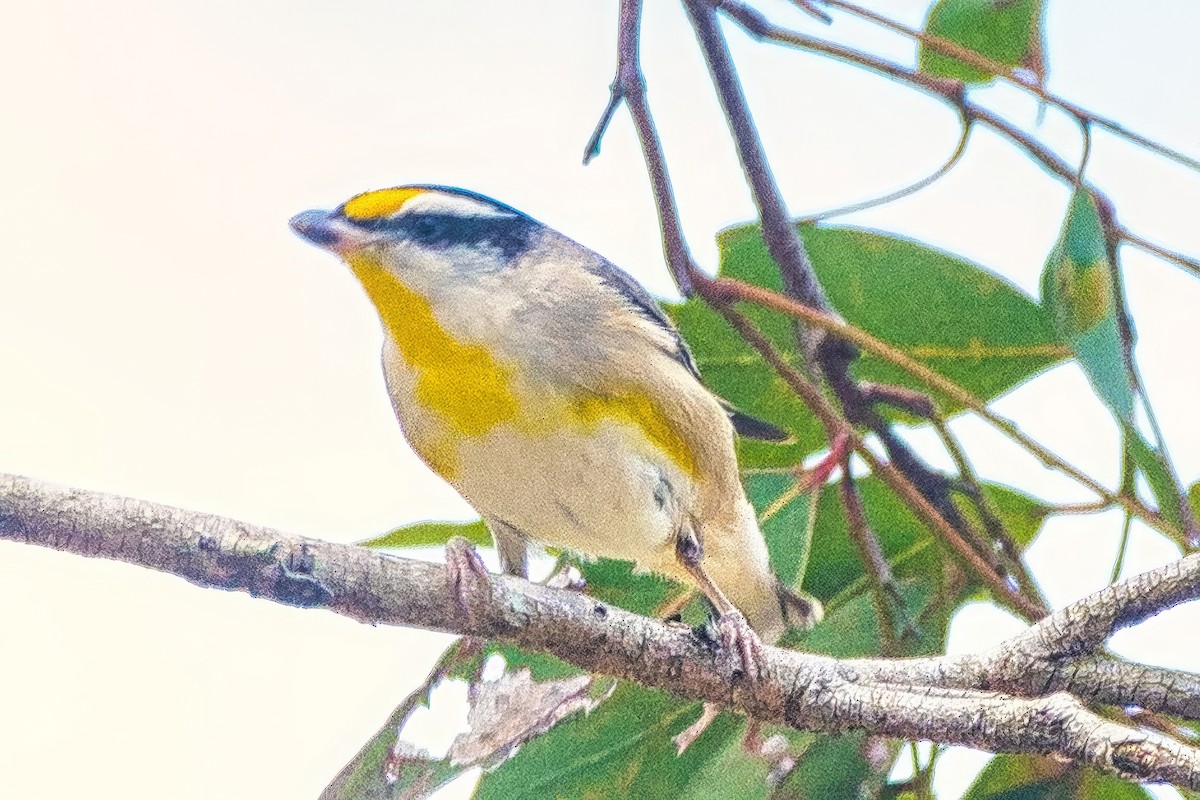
(585, 257, 790, 443)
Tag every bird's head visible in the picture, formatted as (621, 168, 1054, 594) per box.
(289, 184, 623, 369)
(289, 185, 543, 298)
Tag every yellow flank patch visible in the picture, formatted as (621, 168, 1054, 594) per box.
(346, 255, 521, 477)
(408, 436, 459, 481)
(343, 255, 697, 481)
(570, 391, 698, 478)
(341, 187, 425, 221)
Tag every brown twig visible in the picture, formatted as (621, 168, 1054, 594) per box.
(716, 308, 1043, 619)
(701, 274, 1179, 543)
(800, 117, 973, 224)
(1051, 500, 1115, 516)
(592, 0, 1173, 612)
(932, 415, 1041, 603)
(685, 0, 997, 607)
(685, 0, 832, 319)
(590, 0, 1062, 619)
(585, 0, 700, 294)
(718, 0, 1200, 279)
(818, 0, 1200, 174)
(840, 469, 909, 653)
(1118, 226, 1200, 278)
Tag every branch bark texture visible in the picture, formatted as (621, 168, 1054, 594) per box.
(3, 473, 1200, 787)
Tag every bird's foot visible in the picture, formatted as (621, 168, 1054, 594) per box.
(713, 609, 766, 684)
(445, 536, 492, 622)
(544, 560, 586, 592)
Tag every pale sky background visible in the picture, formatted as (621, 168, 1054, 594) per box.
(2, 1, 1199, 798)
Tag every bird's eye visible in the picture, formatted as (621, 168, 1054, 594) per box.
(409, 216, 448, 243)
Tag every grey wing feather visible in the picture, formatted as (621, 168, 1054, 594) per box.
(584, 257, 704, 380)
(586, 258, 790, 443)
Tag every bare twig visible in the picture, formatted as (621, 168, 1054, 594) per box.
(1119, 226, 1200, 278)
(701, 274, 1179, 544)
(839, 469, 909, 652)
(800, 118, 972, 224)
(685, 0, 832, 318)
(818, 0, 1200, 173)
(932, 415, 1041, 602)
(717, 0, 1200, 282)
(1050, 500, 1115, 516)
(716, 308, 1043, 619)
(587, 0, 1058, 628)
(586, 0, 699, 294)
(684, 1, 1001, 605)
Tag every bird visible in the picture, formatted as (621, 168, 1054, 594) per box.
(289, 185, 820, 669)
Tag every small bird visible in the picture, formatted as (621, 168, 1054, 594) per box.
(290, 185, 819, 666)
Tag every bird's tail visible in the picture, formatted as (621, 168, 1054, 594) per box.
(776, 580, 823, 633)
(729, 574, 823, 644)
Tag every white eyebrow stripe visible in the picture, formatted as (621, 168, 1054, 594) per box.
(401, 192, 515, 219)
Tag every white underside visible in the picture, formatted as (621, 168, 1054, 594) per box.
(452, 419, 687, 577)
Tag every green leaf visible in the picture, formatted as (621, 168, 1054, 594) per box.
(1076, 770, 1154, 800)
(752, 470, 1045, 606)
(1190, 482, 1200, 522)
(962, 754, 1152, 799)
(791, 476, 1043, 605)
(681, 732, 776, 800)
(473, 684, 753, 800)
(1041, 187, 1196, 543)
(1126, 429, 1187, 534)
(981, 484, 1048, 550)
(747, 471, 817, 589)
(797, 579, 939, 658)
(575, 557, 683, 619)
(670, 225, 1064, 467)
(963, 753, 1066, 800)
(447, 643, 582, 684)
(358, 519, 491, 549)
(800, 477, 925, 604)
(1040, 188, 1135, 425)
(774, 733, 892, 800)
(919, 0, 1045, 84)
(763, 475, 1044, 655)
(322, 701, 427, 800)
(322, 641, 472, 800)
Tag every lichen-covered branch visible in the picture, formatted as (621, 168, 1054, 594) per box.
(4, 472, 1200, 788)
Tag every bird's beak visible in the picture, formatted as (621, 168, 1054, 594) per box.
(289, 209, 368, 255)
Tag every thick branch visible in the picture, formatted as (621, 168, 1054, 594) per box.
(4, 472, 1200, 787)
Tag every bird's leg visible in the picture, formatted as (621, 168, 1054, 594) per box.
(487, 518, 530, 579)
(793, 430, 851, 492)
(674, 701, 723, 754)
(674, 526, 765, 683)
(489, 518, 586, 592)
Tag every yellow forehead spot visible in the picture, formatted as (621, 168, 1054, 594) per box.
(341, 187, 426, 221)
(345, 254, 520, 479)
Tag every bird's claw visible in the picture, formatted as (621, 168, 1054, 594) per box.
(445, 536, 491, 621)
(713, 609, 765, 684)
